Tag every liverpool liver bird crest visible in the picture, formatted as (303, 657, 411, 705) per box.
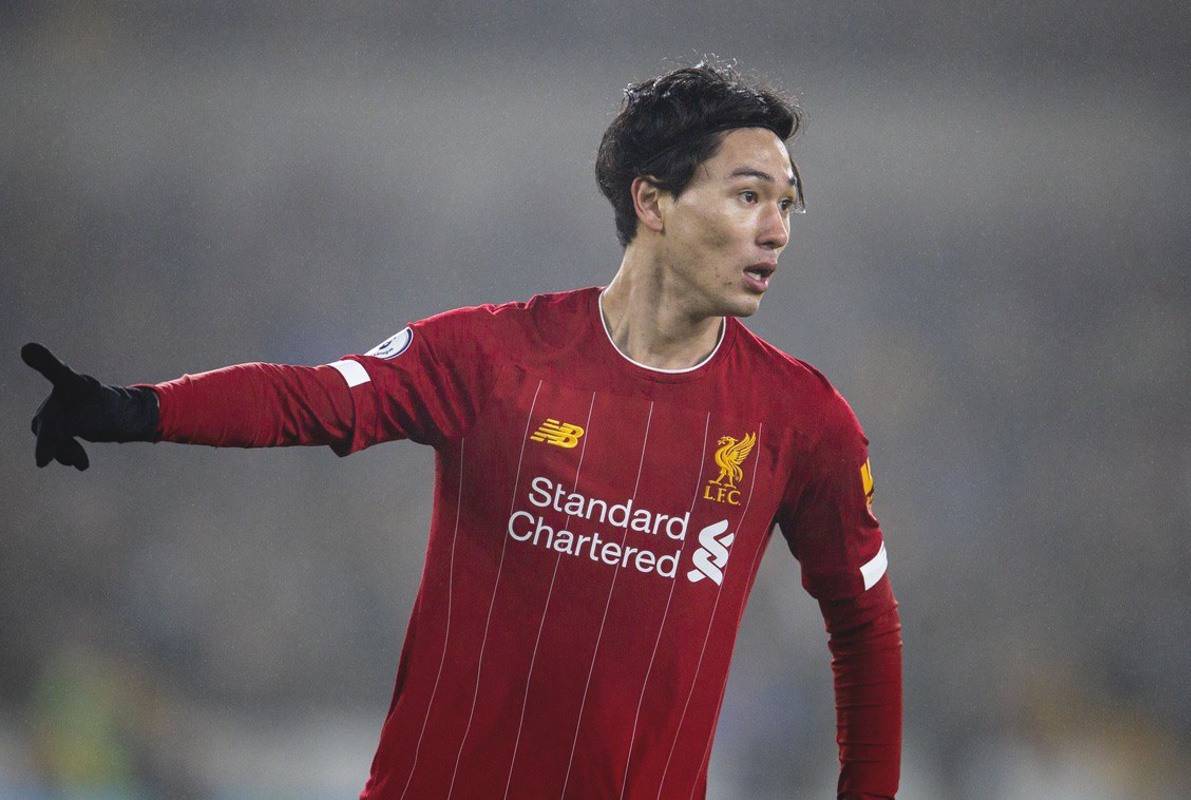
(710, 432, 756, 488)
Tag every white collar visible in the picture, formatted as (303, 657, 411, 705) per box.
(597, 288, 726, 374)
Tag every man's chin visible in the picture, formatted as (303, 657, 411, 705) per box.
(723, 293, 763, 318)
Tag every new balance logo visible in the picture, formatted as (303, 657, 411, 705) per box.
(686, 519, 734, 585)
(530, 418, 585, 449)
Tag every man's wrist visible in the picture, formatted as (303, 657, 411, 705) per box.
(89, 383, 160, 443)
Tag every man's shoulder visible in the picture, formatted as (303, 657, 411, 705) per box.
(410, 286, 597, 353)
(732, 321, 835, 391)
(415, 285, 594, 329)
(731, 320, 859, 426)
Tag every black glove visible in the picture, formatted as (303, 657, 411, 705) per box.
(21, 342, 159, 470)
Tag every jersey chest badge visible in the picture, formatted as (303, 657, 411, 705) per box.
(702, 431, 756, 506)
(530, 417, 586, 449)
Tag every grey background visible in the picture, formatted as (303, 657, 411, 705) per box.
(2, 2, 1189, 797)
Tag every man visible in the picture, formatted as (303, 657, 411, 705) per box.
(24, 61, 901, 799)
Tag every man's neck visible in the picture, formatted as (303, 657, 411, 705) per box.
(599, 249, 724, 371)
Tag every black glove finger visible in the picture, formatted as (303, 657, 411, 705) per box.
(21, 342, 86, 393)
(31, 393, 52, 435)
(54, 437, 90, 471)
(33, 396, 66, 468)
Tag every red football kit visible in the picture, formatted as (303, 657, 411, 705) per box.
(145, 286, 902, 799)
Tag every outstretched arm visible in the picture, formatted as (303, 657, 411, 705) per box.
(148, 360, 355, 449)
(21, 342, 356, 469)
(24, 312, 497, 467)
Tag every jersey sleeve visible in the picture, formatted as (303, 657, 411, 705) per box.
(146, 362, 357, 449)
(326, 305, 499, 455)
(774, 390, 887, 601)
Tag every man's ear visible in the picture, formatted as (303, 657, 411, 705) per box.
(630, 176, 667, 235)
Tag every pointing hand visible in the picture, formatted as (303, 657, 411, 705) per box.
(21, 343, 158, 470)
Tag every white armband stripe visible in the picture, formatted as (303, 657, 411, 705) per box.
(860, 541, 888, 590)
(328, 359, 371, 388)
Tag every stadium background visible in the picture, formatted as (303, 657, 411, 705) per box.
(2, 2, 1189, 797)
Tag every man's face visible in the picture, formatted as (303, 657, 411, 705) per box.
(656, 127, 799, 318)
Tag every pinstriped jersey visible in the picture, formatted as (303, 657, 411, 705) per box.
(327, 286, 887, 800)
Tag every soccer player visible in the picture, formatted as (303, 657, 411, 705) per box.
(23, 62, 902, 799)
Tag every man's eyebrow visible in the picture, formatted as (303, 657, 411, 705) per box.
(727, 167, 798, 187)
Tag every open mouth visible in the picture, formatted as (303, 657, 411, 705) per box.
(743, 263, 775, 291)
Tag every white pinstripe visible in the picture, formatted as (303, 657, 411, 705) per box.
(655, 423, 764, 800)
(398, 437, 466, 800)
(733, 526, 776, 640)
(559, 400, 655, 798)
(445, 379, 543, 799)
(617, 411, 712, 799)
(502, 391, 598, 799)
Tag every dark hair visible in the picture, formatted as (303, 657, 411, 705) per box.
(595, 59, 805, 247)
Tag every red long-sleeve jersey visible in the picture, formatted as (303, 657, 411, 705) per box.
(143, 286, 901, 799)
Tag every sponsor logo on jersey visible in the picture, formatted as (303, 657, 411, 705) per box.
(702, 431, 756, 506)
(530, 418, 585, 449)
(506, 476, 687, 579)
(686, 519, 734, 585)
(506, 478, 735, 587)
(365, 327, 413, 359)
(860, 458, 874, 507)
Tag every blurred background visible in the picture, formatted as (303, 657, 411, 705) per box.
(2, 1, 1189, 797)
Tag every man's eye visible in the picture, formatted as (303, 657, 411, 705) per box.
(779, 198, 794, 212)
(740, 191, 758, 203)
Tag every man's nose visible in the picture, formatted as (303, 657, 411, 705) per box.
(759, 204, 789, 249)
